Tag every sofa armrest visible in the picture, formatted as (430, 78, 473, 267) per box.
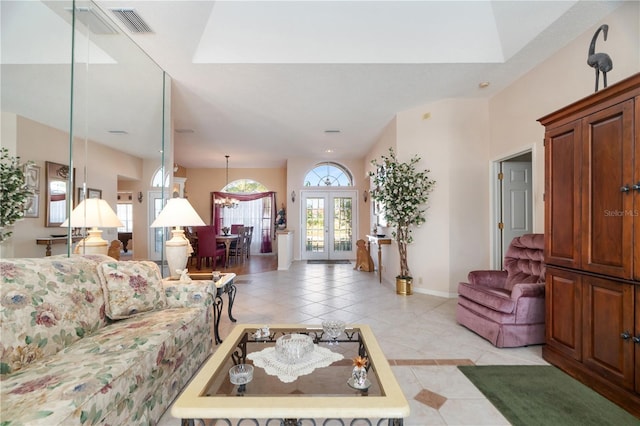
(510, 282, 545, 300)
(467, 270, 508, 287)
(162, 280, 214, 308)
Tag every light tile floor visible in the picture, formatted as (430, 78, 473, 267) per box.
(159, 261, 547, 425)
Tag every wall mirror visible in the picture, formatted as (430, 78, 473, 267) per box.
(1, 0, 170, 258)
(45, 161, 74, 228)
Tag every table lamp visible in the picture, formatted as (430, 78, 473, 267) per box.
(150, 197, 205, 279)
(61, 198, 123, 255)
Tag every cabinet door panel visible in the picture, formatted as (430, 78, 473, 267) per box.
(581, 100, 634, 279)
(545, 267, 582, 360)
(545, 121, 581, 268)
(635, 98, 640, 281)
(582, 276, 634, 391)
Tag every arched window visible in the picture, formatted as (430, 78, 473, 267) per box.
(304, 162, 353, 186)
(151, 167, 169, 188)
(223, 179, 269, 193)
(212, 179, 274, 254)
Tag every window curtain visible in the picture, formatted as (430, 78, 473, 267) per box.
(211, 191, 276, 253)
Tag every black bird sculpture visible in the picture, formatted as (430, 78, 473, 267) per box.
(587, 24, 613, 92)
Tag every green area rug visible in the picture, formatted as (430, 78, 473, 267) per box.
(458, 365, 639, 426)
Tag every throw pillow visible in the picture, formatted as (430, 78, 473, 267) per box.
(97, 260, 168, 319)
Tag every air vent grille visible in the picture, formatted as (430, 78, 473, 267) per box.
(110, 8, 153, 34)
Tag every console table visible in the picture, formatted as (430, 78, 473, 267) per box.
(36, 236, 83, 256)
(366, 235, 392, 283)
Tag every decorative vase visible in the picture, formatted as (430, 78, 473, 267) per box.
(396, 277, 413, 295)
(351, 366, 367, 388)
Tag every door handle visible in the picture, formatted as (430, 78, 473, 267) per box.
(633, 336, 640, 344)
(620, 331, 631, 340)
(633, 182, 640, 191)
(620, 185, 630, 193)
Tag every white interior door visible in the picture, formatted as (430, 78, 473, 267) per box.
(500, 161, 533, 259)
(301, 190, 356, 260)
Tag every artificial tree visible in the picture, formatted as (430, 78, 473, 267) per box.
(0, 148, 32, 242)
(369, 147, 435, 284)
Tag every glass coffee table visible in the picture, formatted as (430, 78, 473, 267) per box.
(172, 324, 409, 425)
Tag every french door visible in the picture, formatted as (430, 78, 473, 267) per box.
(301, 190, 356, 260)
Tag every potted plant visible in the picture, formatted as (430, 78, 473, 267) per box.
(369, 147, 435, 294)
(0, 148, 33, 242)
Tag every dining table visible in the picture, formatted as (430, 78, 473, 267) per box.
(216, 234, 239, 267)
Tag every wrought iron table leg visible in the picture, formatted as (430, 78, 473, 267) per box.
(227, 282, 237, 322)
(213, 294, 224, 344)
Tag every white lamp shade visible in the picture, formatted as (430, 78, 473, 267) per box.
(150, 198, 205, 228)
(59, 198, 122, 256)
(61, 198, 123, 228)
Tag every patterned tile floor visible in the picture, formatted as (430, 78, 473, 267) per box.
(159, 261, 547, 425)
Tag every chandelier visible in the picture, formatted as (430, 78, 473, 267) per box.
(215, 155, 239, 208)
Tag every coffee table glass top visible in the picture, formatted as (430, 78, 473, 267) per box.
(172, 323, 409, 421)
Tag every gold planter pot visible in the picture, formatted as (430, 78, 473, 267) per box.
(396, 277, 413, 295)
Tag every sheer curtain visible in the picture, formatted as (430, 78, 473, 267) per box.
(211, 191, 275, 253)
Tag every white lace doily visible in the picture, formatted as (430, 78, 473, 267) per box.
(247, 345, 343, 383)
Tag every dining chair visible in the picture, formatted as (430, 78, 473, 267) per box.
(229, 225, 246, 264)
(184, 226, 198, 266)
(245, 226, 254, 258)
(195, 226, 226, 270)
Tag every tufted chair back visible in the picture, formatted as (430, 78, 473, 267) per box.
(503, 234, 545, 290)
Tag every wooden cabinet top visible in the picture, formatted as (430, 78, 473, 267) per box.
(538, 72, 640, 128)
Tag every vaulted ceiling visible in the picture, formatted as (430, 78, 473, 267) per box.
(3, 1, 624, 168)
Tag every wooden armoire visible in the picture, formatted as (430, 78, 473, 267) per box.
(539, 72, 640, 417)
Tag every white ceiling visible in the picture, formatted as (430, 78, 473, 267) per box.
(3, 1, 625, 168)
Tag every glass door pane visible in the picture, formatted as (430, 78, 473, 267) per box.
(303, 194, 327, 259)
(331, 195, 354, 259)
(148, 190, 167, 262)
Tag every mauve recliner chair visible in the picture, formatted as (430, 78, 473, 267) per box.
(456, 234, 545, 348)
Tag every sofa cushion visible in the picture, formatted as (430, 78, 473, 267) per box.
(98, 260, 167, 320)
(0, 255, 110, 375)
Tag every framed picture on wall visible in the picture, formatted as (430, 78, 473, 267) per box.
(77, 187, 102, 205)
(24, 194, 39, 218)
(23, 164, 40, 193)
(88, 188, 102, 199)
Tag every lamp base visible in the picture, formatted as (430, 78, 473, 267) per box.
(74, 228, 108, 256)
(165, 229, 189, 279)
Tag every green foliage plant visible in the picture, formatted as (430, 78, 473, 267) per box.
(0, 147, 33, 242)
(369, 147, 436, 279)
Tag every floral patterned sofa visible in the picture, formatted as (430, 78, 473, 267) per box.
(0, 254, 214, 425)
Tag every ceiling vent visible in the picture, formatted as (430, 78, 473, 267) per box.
(109, 8, 153, 34)
(65, 7, 118, 35)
